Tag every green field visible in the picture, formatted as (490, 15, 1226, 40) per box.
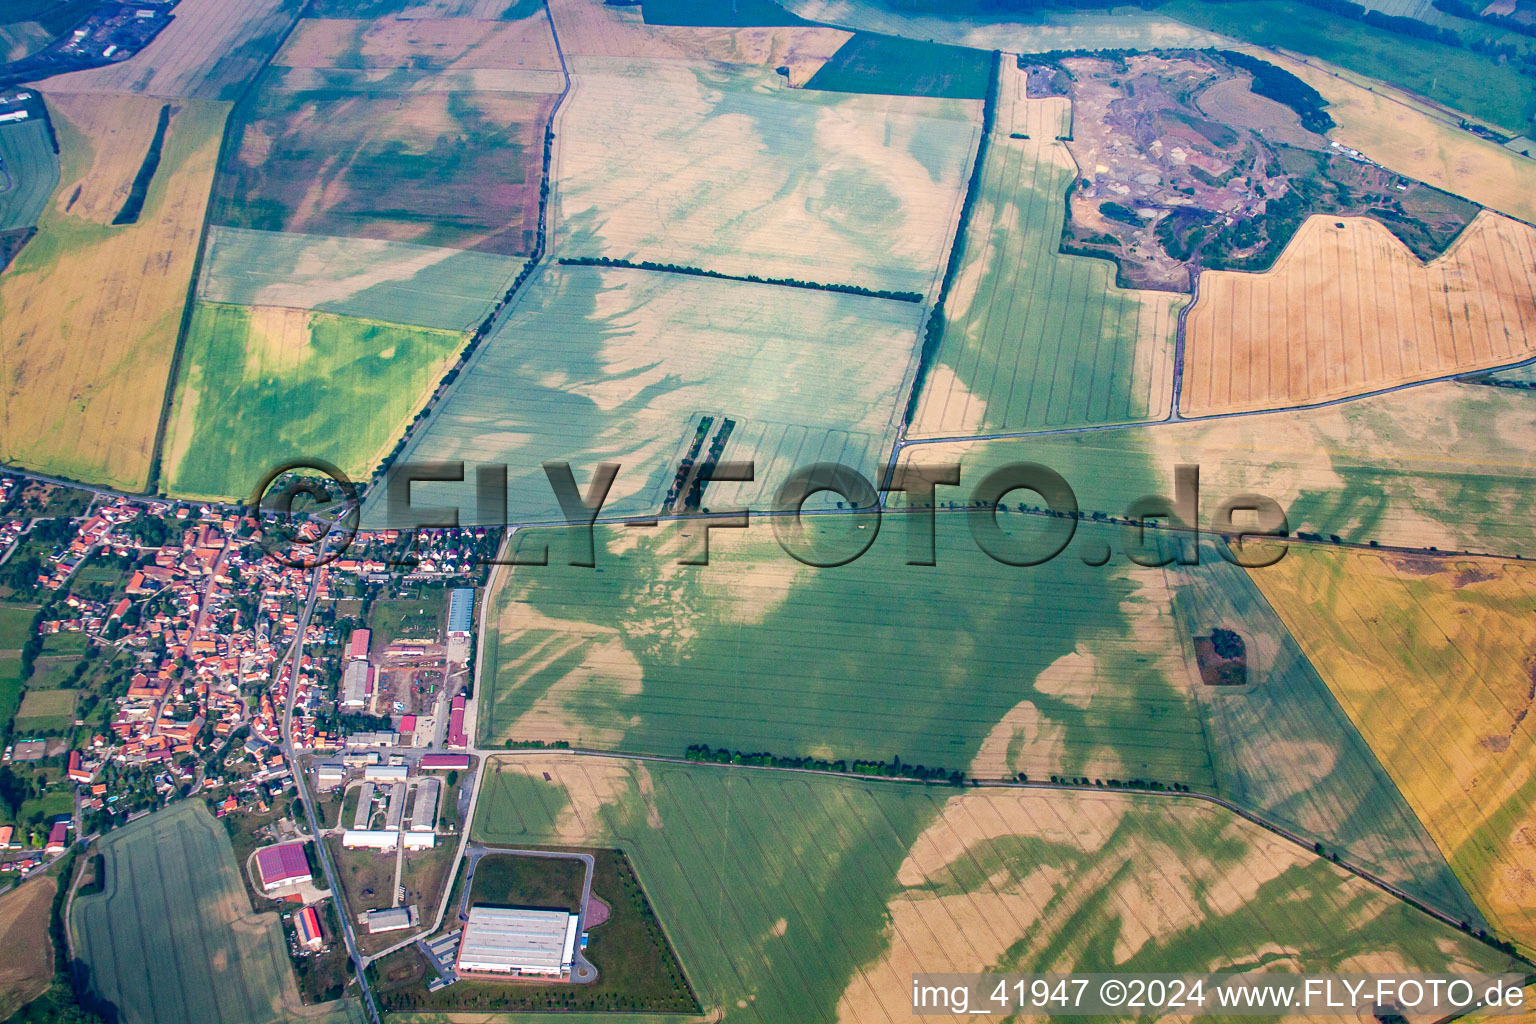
(367, 598, 441, 643)
(910, 133, 1185, 437)
(0, 604, 35, 650)
(0, 118, 58, 232)
(550, 60, 979, 298)
(480, 516, 1213, 786)
(12, 688, 73, 732)
(899, 380, 1536, 558)
(358, 265, 923, 528)
(1158, 0, 1536, 134)
(642, 0, 812, 24)
(1476, 362, 1536, 386)
(71, 800, 363, 1024)
(198, 227, 526, 333)
(0, 655, 23, 732)
(163, 301, 466, 500)
(805, 33, 992, 98)
(468, 853, 585, 911)
(466, 755, 1517, 1024)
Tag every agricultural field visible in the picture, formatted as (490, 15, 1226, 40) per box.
(470, 755, 1518, 1023)
(1477, 361, 1536, 386)
(0, 874, 53, 1021)
(1246, 46, 1536, 225)
(1180, 212, 1536, 416)
(479, 515, 1212, 786)
(12, 688, 74, 732)
(896, 379, 1536, 558)
(71, 800, 363, 1024)
(803, 32, 992, 99)
(909, 77, 1185, 437)
(198, 226, 526, 332)
(0, 93, 227, 491)
(272, 15, 561, 71)
(359, 265, 922, 527)
(306, 0, 544, 18)
(1251, 546, 1536, 951)
(35, 0, 305, 101)
(0, 117, 58, 232)
(162, 302, 467, 500)
(212, 81, 556, 255)
(550, 57, 979, 297)
(778, 0, 1226, 51)
(479, 513, 1478, 920)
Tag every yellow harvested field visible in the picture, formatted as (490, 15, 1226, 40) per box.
(1251, 547, 1536, 951)
(0, 876, 54, 1020)
(1181, 212, 1536, 416)
(274, 15, 562, 70)
(0, 93, 227, 491)
(995, 57, 1070, 140)
(547, 0, 851, 82)
(1245, 47, 1536, 225)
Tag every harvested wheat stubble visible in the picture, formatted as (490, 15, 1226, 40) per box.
(1253, 546, 1536, 952)
(1181, 212, 1536, 416)
(0, 93, 227, 491)
(34, 0, 304, 100)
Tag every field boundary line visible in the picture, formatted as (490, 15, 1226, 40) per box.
(481, 747, 1534, 967)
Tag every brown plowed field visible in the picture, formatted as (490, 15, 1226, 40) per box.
(1181, 211, 1536, 415)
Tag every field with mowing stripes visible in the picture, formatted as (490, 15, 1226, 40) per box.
(71, 800, 362, 1024)
(0, 874, 53, 1020)
(0, 93, 227, 491)
(910, 75, 1183, 437)
(273, 15, 561, 71)
(360, 265, 922, 527)
(1181, 213, 1536, 416)
(198, 226, 525, 332)
(0, 117, 58, 231)
(550, 58, 979, 298)
(1252, 546, 1536, 951)
(472, 756, 1518, 1023)
(164, 302, 466, 500)
(480, 516, 1212, 786)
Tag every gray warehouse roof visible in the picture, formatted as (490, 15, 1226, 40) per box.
(456, 907, 577, 975)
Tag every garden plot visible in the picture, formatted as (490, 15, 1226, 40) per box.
(550, 57, 980, 298)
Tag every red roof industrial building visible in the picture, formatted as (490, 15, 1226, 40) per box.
(255, 842, 312, 893)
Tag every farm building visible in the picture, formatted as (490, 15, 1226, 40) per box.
(364, 764, 408, 783)
(315, 761, 345, 790)
(420, 753, 468, 770)
(341, 660, 373, 709)
(366, 907, 412, 933)
(352, 783, 375, 830)
(385, 782, 406, 831)
(410, 778, 438, 832)
(295, 905, 323, 950)
(455, 907, 579, 977)
(343, 830, 398, 851)
(347, 629, 370, 661)
(46, 821, 68, 854)
(254, 842, 312, 893)
(447, 589, 474, 638)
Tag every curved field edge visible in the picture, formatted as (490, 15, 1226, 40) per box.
(464, 754, 1520, 1024)
(161, 301, 467, 501)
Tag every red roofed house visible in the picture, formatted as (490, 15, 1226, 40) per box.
(254, 842, 312, 893)
(67, 751, 91, 784)
(347, 629, 370, 661)
(45, 821, 68, 854)
(447, 695, 466, 748)
(420, 753, 469, 771)
(295, 905, 323, 950)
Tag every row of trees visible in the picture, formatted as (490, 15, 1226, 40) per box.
(555, 256, 924, 303)
(684, 745, 966, 784)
